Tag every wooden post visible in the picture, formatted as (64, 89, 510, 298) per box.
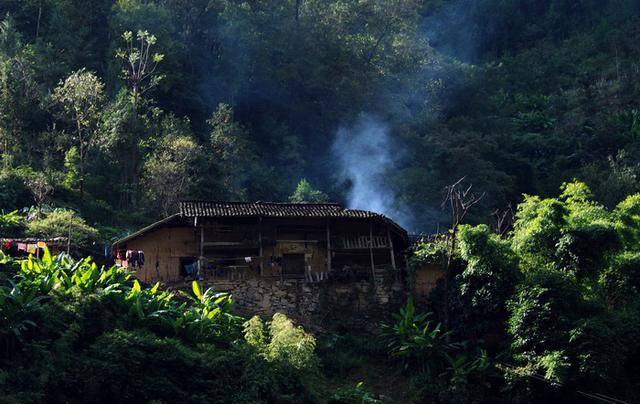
(369, 220, 375, 282)
(387, 227, 396, 270)
(326, 220, 331, 272)
(199, 218, 204, 280)
(258, 217, 263, 276)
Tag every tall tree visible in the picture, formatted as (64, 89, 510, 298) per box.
(116, 30, 164, 110)
(52, 68, 104, 195)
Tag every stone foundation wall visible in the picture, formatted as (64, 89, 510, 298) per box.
(207, 275, 407, 332)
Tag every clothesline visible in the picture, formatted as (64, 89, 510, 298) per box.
(1, 238, 51, 255)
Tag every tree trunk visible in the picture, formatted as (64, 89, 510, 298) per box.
(35, 2, 42, 39)
(133, 84, 139, 110)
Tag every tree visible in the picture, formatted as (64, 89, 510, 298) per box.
(26, 209, 99, 247)
(142, 130, 201, 216)
(52, 68, 104, 195)
(25, 171, 53, 206)
(289, 178, 328, 203)
(208, 103, 257, 200)
(116, 30, 164, 110)
(0, 16, 43, 165)
(440, 177, 484, 333)
(453, 224, 520, 342)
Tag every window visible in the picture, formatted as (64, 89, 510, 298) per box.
(282, 254, 305, 277)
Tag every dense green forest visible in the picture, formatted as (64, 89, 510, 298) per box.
(2, 181, 639, 402)
(1, 0, 640, 402)
(1, 0, 640, 238)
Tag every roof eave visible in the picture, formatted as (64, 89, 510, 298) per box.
(112, 213, 183, 247)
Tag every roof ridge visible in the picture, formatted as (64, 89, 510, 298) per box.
(179, 200, 341, 206)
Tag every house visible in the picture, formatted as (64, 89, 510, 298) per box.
(113, 201, 409, 285)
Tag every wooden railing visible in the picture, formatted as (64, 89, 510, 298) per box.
(332, 235, 389, 249)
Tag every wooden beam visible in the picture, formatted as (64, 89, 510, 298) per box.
(369, 220, 375, 283)
(387, 226, 396, 270)
(326, 220, 331, 272)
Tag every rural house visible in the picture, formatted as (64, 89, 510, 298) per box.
(113, 201, 409, 285)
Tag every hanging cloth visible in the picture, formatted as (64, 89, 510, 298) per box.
(129, 250, 139, 267)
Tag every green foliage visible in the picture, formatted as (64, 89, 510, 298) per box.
(25, 209, 99, 247)
(381, 297, 457, 375)
(511, 195, 567, 269)
(208, 103, 258, 200)
(1, 2, 640, 401)
(141, 126, 202, 215)
(453, 224, 520, 341)
(0, 168, 34, 210)
(289, 178, 329, 203)
(332, 382, 379, 404)
(506, 270, 582, 383)
(0, 209, 23, 236)
(63, 146, 80, 189)
(408, 235, 448, 267)
(244, 313, 318, 372)
(0, 251, 321, 402)
(599, 252, 640, 307)
(614, 193, 640, 248)
(116, 30, 165, 108)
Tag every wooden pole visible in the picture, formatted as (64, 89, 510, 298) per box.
(387, 226, 396, 270)
(326, 220, 331, 272)
(199, 218, 204, 280)
(369, 220, 375, 282)
(67, 223, 71, 255)
(258, 217, 263, 276)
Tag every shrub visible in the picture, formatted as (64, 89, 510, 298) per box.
(25, 210, 99, 247)
(0, 168, 34, 210)
(244, 313, 319, 372)
(0, 209, 24, 236)
(331, 382, 379, 404)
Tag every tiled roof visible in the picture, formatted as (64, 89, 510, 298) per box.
(179, 201, 407, 235)
(114, 202, 408, 246)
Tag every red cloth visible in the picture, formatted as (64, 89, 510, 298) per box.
(3, 240, 10, 250)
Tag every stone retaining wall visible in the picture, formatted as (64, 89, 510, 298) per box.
(207, 275, 407, 332)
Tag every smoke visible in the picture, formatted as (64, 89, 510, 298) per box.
(421, 0, 481, 63)
(331, 115, 414, 231)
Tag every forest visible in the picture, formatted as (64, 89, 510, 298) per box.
(1, 0, 640, 403)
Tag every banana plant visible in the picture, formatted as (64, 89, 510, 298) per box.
(0, 280, 47, 357)
(177, 281, 243, 341)
(381, 297, 461, 375)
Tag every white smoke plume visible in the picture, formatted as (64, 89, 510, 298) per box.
(332, 115, 413, 231)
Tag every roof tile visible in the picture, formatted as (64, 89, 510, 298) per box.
(179, 201, 406, 235)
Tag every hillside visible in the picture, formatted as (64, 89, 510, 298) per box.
(1, 1, 640, 403)
(0, 1, 638, 237)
